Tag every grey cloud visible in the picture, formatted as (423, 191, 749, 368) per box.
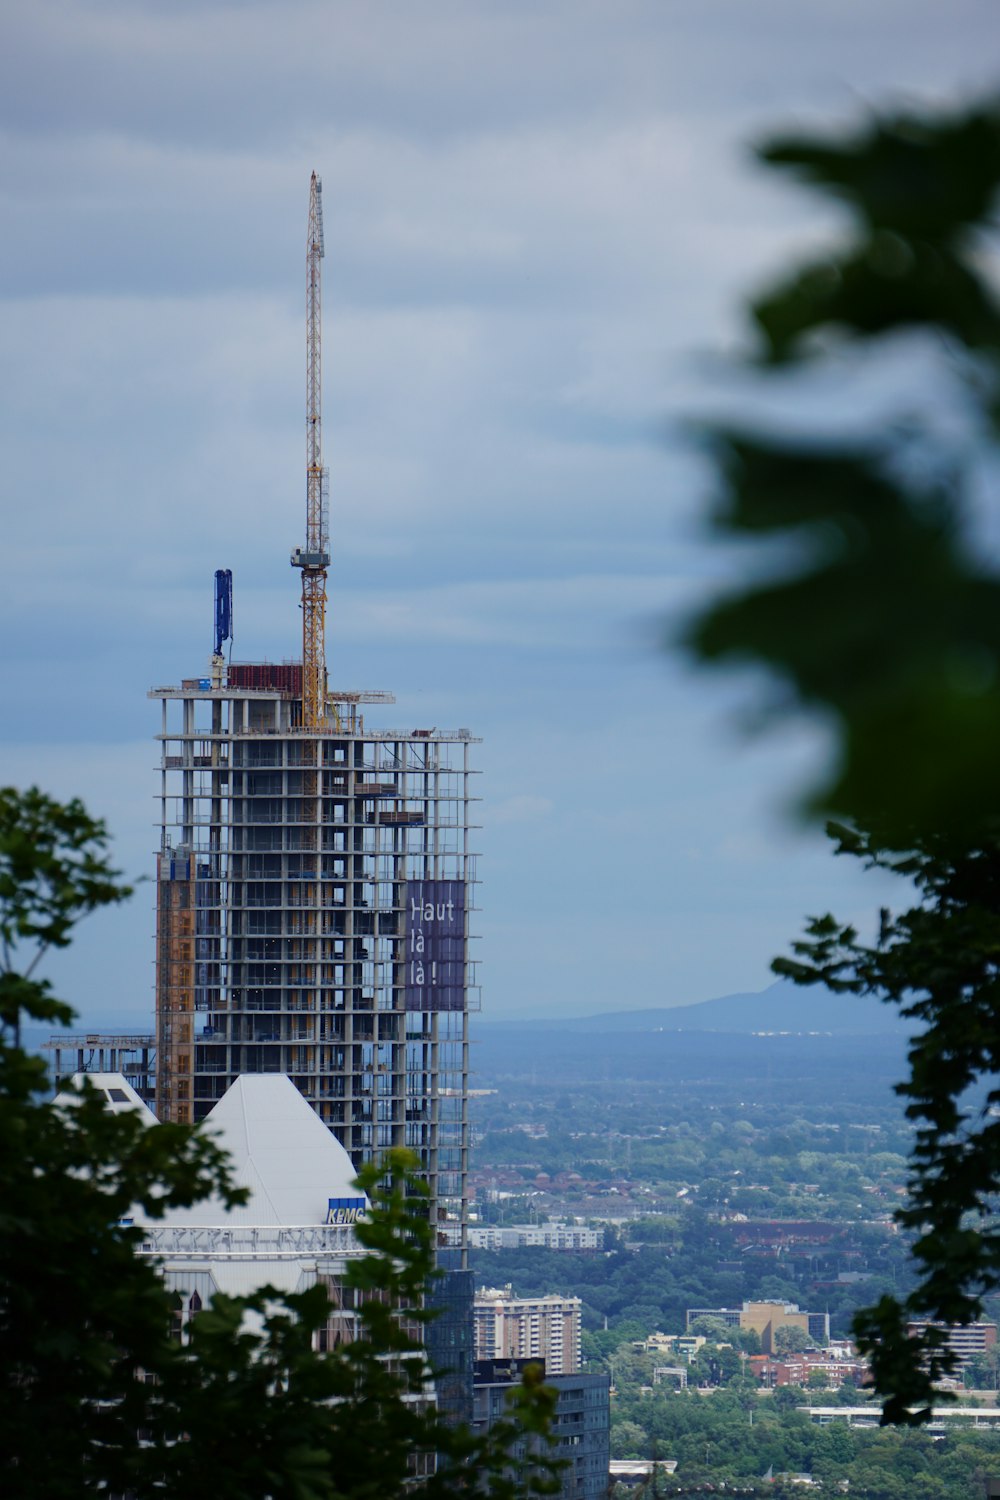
(4, 1, 994, 152)
(3, 0, 998, 1019)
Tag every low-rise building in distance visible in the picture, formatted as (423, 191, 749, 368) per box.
(687, 1300, 830, 1353)
(749, 1351, 869, 1389)
(464, 1222, 603, 1252)
(907, 1319, 998, 1375)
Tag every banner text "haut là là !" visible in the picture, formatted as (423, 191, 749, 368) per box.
(404, 880, 464, 1012)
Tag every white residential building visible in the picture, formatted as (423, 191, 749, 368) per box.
(474, 1285, 582, 1375)
(466, 1222, 603, 1252)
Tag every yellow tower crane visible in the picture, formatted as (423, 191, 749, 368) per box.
(291, 172, 330, 728)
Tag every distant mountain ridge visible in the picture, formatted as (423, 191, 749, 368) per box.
(28, 986, 908, 1069)
(486, 979, 914, 1037)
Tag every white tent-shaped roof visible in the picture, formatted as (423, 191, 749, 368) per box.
(52, 1071, 367, 1301)
(157, 1073, 364, 1228)
(135, 1075, 368, 1300)
(56, 1072, 158, 1126)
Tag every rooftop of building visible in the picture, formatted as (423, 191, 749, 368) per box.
(149, 665, 479, 741)
(56, 1071, 365, 1232)
(56, 1072, 157, 1125)
(155, 1074, 363, 1229)
(474, 1284, 582, 1307)
(60, 1073, 371, 1300)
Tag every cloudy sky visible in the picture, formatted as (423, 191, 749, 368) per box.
(2, 1, 996, 1028)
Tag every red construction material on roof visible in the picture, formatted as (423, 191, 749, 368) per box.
(228, 662, 303, 695)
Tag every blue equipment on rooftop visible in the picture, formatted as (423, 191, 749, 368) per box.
(214, 569, 233, 656)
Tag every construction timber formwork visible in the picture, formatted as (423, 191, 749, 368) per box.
(151, 667, 480, 1254)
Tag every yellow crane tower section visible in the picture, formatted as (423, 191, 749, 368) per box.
(291, 172, 330, 729)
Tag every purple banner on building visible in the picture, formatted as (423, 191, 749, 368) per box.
(404, 880, 465, 1011)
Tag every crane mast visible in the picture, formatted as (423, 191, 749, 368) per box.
(291, 172, 329, 728)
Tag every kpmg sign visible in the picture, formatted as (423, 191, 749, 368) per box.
(326, 1197, 367, 1226)
(404, 879, 465, 1012)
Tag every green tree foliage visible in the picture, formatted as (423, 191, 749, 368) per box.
(963, 1345, 1000, 1389)
(681, 97, 1000, 1423)
(0, 787, 559, 1498)
(611, 1379, 1000, 1495)
(0, 787, 247, 1496)
(474, 1204, 918, 1360)
(689, 1316, 734, 1342)
(0, 785, 133, 1041)
(685, 97, 1000, 843)
(773, 829, 1000, 1417)
(774, 1326, 813, 1355)
(611, 1419, 649, 1459)
(735, 1328, 762, 1355)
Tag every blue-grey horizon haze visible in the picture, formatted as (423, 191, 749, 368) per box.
(2, 1, 996, 1028)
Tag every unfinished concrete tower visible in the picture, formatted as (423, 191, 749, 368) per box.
(151, 175, 480, 1259)
(151, 687, 479, 1241)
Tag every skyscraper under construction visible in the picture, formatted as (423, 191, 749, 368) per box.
(151, 176, 480, 1258)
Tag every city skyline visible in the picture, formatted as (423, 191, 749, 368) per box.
(2, 2, 995, 1025)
